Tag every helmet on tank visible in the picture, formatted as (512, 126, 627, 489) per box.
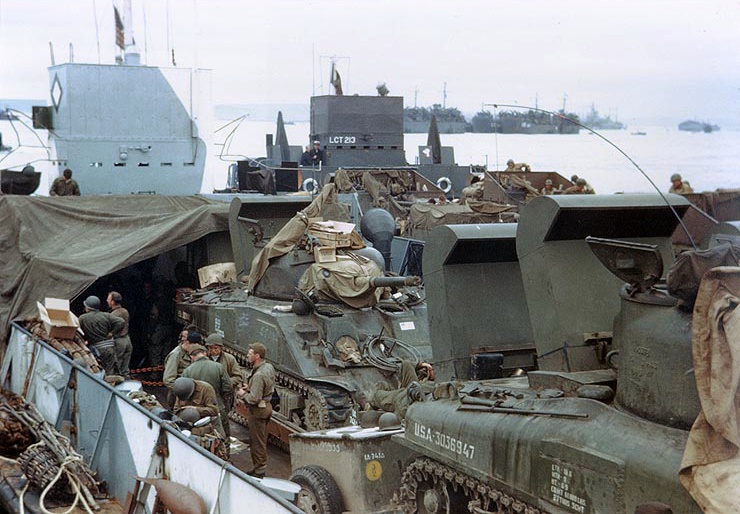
(83, 295, 101, 311)
(173, 377, 195, 400)
(670, 173, 682, 182)
(378, 412, 402, 431)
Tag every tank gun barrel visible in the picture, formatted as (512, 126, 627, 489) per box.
(369, 276, 421, 288)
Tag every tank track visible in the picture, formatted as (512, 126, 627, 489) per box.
(395, 457, 541, 514)
(225, 347, 355, 436)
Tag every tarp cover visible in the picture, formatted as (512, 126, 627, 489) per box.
(247, 184, 360, 290)
(408, 202, 515, 231)
(298, 254, 384, 308)
(0, 195, 229, 347)
(680, 266, 740, 513)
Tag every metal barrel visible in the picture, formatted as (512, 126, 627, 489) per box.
(369, 276, 421, 288)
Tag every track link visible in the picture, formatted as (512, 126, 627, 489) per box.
(395, 458, 542, 514)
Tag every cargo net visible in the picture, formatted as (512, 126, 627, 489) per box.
(0, 386, 103, 511)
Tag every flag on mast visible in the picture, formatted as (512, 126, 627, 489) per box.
(114, 7, 125, 49)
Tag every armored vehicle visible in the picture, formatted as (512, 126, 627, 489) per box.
(283, 194, 732, 514)
(176, 185, 431, 438)
(391, 194, 716, 513)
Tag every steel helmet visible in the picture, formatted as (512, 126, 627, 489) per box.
(378, 412, 402, 431)
(83, 295, 101, 311)
(670, 173, 682, 182)
(178, 407, 200, 424)
(205, 333, 224, 346)
(173, 377, 195, 400)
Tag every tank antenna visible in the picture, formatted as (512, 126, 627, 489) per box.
(490, 103, 697, 250)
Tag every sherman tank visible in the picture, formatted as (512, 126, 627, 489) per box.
(176, 185, 431, 438)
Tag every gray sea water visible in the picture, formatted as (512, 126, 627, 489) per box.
(3, 118, 738, 195)
(213, 121, 740, 195)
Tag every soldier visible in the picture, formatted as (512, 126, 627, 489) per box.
(236, 343, 275, 479)
(172, 377, 224, 438)
(563, 177, 595, 195)
(163, 329, 200, 406)
(106, 291, 132, 377)
(668, 173, 694, 194)
(364, 361, 435, 419)
(205, 334, 243, 390)
(49, 168, 81, 196)
(541, 179, 557, 195)
(182, 344, 233, 440)
(78, 295, 125, 375)
(309, 140, 324, 166)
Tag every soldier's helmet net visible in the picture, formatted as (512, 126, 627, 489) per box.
(173, 377, 196, 400)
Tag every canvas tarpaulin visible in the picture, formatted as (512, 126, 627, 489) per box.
(679, 266, 740, 512)
(247, 184, 359, 291)
(298, 255, 384, 308)
(0, 195, 229, 348)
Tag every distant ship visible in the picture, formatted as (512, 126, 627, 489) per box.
(404, 104, 468, 133)
(582, 104, 624, 130)
(678, 120, 720, 133)
(470, 108, 580, 134)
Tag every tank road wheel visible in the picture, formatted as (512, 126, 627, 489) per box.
(291, 465, 343, 514)
(416, 480, 450, 514)
(304, 389, 329, 432)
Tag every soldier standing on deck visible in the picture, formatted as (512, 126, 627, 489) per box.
(78, 295, 125, 375)
(205, 334, 243, 391)
(49, 168, 81, 196)
(236, 343, 275, 478)
(182, 344, 233, 440)
(163, 329, 200, 407)
(107, 291, 132, 378)
(668, 173, 694, 195)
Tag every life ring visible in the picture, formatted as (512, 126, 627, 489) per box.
(436, 176, 452, 194)
(302, 177, 320, 194)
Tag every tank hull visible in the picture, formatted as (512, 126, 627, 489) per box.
(396, 395, 701, 513)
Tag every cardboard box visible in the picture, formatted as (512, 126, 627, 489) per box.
(307, 221, 355, 248)
(198, 262, 237, 288)
(314, 246, 337, 263)
(36, 298, 80, 340)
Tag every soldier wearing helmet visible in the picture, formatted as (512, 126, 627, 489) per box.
(668, 173, 693, 195)
(540, 178, 559, 195)
(563, 177, 596, 195)
(172, 377, 224, 437)
(182, 343, 233, 439)
(78, 295, 125, 375)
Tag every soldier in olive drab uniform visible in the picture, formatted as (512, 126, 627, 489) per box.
(172, 377, 225, 438)
(668, 173, 694, 195)
(236, 343, 275, 478)
(107, 291, 133, 377)
(163, 329, 200, 407)
(367, 360, 435, 419)
(205, 334, 243, 390)
(78, 295, 125, 375)
(182, 344, 233, 439)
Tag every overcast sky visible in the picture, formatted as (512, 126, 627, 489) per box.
(2, 0, 739, 126)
